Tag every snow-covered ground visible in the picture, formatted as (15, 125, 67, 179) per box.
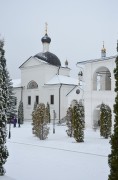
(1, 122, 110, 180)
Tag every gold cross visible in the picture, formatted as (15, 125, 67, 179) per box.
(45, 22, 48, 34)
(103, 41, 104, 48)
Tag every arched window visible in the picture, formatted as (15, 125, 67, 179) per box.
(27, 80, 38, 89)
(93, 66, 111, 91)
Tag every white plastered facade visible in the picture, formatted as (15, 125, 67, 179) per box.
(13, 56, 79, 122)
(77, 56, 116, 128)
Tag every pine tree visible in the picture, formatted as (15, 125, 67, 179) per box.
(100, 103, 111, 139)
(46, 102, 50, 123)
(32, 101, 37, 134)
(73, 103, 84, 142)
(5, 69, 17, 122)
(0, 39, 9, 175)
(107, 105, 112, 136)
(108, 55, 118, 179)
(32, 103, 49, 140)
(66, 106, 73, 137)
(18, 100, 24, 124)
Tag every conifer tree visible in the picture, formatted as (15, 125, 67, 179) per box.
(108, 54, 118, 179)
(0, 39, 9, 175)
(32, 101, 37, 134)
(32, 103, 49, 140)
(66, 106, 73, 137)
(100, 103, 111, 139)
(73, 103, 84, 142)
(46, 102, 50, 123)
(5, 69, 17, 121)
(18, 100, 24, 124)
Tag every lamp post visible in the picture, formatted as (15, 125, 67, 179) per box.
(8, 120, 11, 139)
(78, 70, 83, 85)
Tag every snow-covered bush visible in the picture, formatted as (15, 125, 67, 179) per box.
(32, 103, 49, 140)
(100, 103, 111, 139)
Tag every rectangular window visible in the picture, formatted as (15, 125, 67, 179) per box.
(28, 96, 31, 105)
(50, 95, 54, 104)
(36, 96, 39, 104)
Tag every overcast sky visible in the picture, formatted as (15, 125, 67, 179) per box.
(0, 0, 118, 79)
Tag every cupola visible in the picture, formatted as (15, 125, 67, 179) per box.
(41, 23, 51, 52)
(101, 41, 106, 58)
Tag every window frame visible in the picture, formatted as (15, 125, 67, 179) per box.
(28, 96, 31, 105)
(50, 95, 54, 105)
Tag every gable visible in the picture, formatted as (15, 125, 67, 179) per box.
(19, 57, 47, 69)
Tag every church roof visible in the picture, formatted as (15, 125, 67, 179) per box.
(45, 75, 78, 86)
(34, 51, 61, 66)
(77, 55, 117, 65)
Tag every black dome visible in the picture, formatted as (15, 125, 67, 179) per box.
(34, 51, 61, 66)
(41, 33, 51, 43)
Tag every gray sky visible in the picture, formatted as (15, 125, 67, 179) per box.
(0, 0, 118, 79)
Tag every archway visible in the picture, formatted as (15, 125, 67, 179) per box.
(93, 66, 111, 91)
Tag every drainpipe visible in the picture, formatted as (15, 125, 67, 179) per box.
(58, 66, 61, 123)
(59, 84, 62, 124)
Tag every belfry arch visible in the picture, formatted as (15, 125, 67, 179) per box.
(93, 66, 111, 91)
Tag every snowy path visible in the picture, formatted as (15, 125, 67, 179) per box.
(1, 122, 110, 180)
(8, 140, 108, 157)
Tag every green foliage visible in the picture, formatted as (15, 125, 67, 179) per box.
(108, 55, 118, 180)
(32, 103, 49, 140)
(18, 101, 24, 124)
(66, 106, 73, 137)
(66, 102, 85, 142)
(5, 69, 17, 121)
(0, 39, 9, 175)
(100, 103, 112, 139)
(46, 102, 51, 123)
(32, 101, 38, 134)
(73, 104, 84, 142)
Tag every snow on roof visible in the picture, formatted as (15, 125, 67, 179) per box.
(12, 79, 21, 87)
(45, 75, 78, 86)
(77, 55, 116, 65)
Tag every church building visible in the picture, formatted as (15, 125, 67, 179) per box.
(13, 26, 79, 122)
(77, 42, 117, 128)
(13, 24, 117, 128)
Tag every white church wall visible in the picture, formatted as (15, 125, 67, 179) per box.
(59, 67, 70, 76)
(67, 87, 84, 107)
(13, 87, 22, 116)
(83, 57, 116, 128)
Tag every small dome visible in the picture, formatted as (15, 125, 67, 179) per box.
(101, 41, 106, 53)
(101, 47, 106, 53)
(41, 33, 51, 43)
(34, 51, 61, 66)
